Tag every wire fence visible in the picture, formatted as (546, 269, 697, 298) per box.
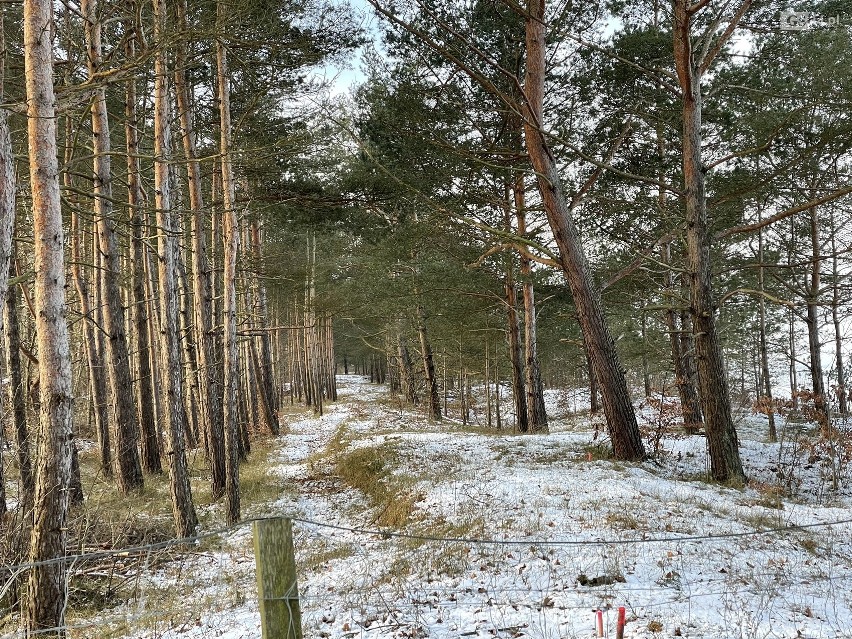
(2, 513, 852, 638)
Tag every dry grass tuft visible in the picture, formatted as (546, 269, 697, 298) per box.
(334, 443, 421, 527)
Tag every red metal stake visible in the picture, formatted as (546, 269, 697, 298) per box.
(616, 606, 626, 639)
(596, 609, 604, 637)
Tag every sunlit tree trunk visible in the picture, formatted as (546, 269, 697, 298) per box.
(174, 0, 225, 491)
(84, 0, 143, 492)
(24, 0, 74, 627)
(176, 234, 200, 449)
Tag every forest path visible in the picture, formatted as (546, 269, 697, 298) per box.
(115, 375, 852, 639)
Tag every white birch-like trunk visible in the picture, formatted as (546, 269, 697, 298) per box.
(174, 0, 226, 496)
(0, 12, 15, 517)
(154, 0, 198, 538)
(217, 6, 241, 524)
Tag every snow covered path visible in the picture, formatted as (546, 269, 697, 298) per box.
(117, 375, 852, 639)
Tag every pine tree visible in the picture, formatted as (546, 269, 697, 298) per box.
(217, 0, 241, 524)
(153, 0, 198, 538)
(23, 0, 74, 628)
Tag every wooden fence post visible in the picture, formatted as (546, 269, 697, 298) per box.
(254, 517, 303, 639)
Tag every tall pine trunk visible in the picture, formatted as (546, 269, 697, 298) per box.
(250, 219, 280, 429)
(175, 0, 226, 494)
(416, 303, 441, 421)
(24, 0, 75, 628)
(125, 6, 161, 474)
(662, 243, 703, 431)
(523, 0, 643, 459)
(7, 258, 33, 513)
(154, 0, 198, 537)
(805, 205, 827, 426)
(397, 326, 418, 406)
(504, 194, 527, 432)
(674, 0, 744, 481)
(71, 207, 113, 477)
(84, 0, 143, 492)
(514, 176, 548, 433)
(217, 3, 241, 524)
(830, 208, 846, 417)
(757, 211, 777, 441)
(505, 263, 527, 431)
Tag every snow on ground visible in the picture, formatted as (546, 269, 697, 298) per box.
(110, 375, 852, 639)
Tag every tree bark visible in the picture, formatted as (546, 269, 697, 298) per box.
(24, 0, 74, 628)
(584, 342, 600, 415)
(673, 0, 744, 482)
(504, 213, 527, 432)
(0, 13, 14, 517)
(641, 312, 652, 399)
(244, 226, 276, 433)
(84, 0, 143, 493)
(658, 119, 700, 429)
(514, 176, 548, 433)
(757, 213, 777, 441)
(175, 233, 200, 450)
(174, 0, 226, 494)
(662, 244, 703, 430)
(416, 304, 441, 420)
(71, 207, 113, 478)
(7, 258, 33, 513)
(154, 0, 198, 537)
(789, 307, 799, 408)
(124, 10, 161, 474)
(397, 327, 418, 406)
(523, 0, 644, 459)
(250, 218, 280, 428)
(217, 3, 241, 524)
(805, 205, 828, 426)
(494, 344, 502, 429)
(829, 207, 846, 417)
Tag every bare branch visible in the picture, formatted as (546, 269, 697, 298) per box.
(569, 120, 634, 211)
(718, 287, 796, 308)
(717, 185, 852, 239)
(601, 229, 680, 290)
(698, 0, 753, 76)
